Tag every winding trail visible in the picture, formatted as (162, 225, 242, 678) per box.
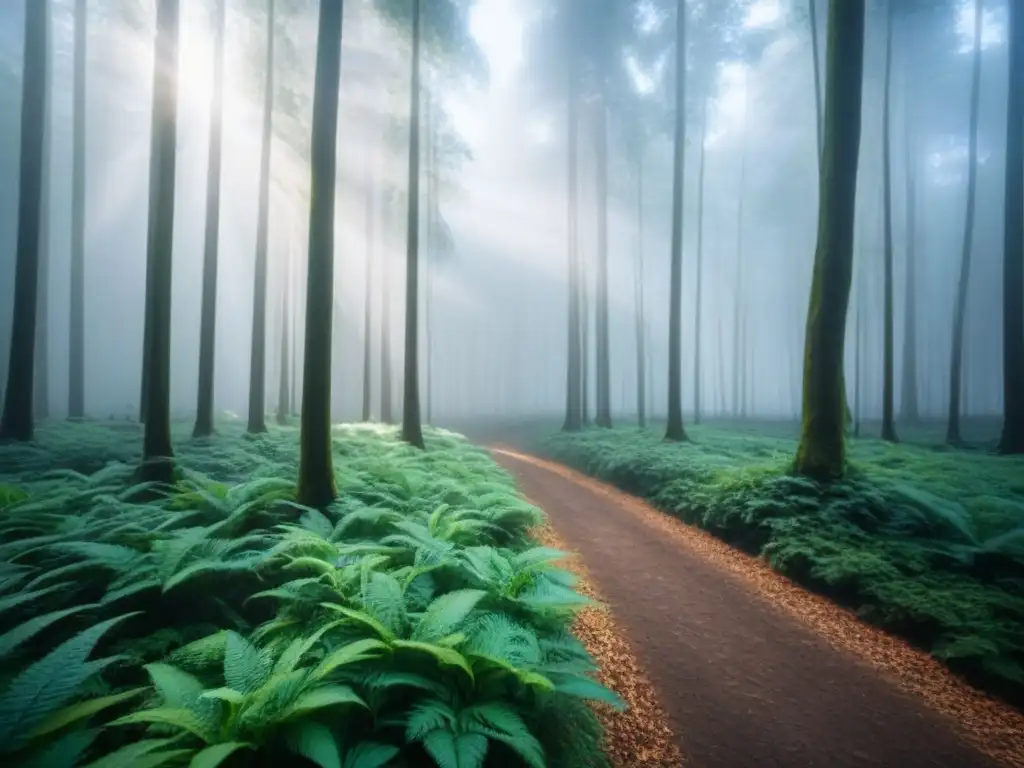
(492, 448, 1024, 768)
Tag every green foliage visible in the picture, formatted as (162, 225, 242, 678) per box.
(541, 425, 1024, 705)
(0, 421, 615, 767)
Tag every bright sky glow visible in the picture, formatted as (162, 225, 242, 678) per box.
(744, 0, 781, 29)
(955, 0, 1005, 52)
(468, 0, 523, 86)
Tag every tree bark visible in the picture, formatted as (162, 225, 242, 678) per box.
(694, 94, 708, 425)
(945, 0, 982, 445)
(999, 0, 1024, 454)
(808, 0, 823, 164)
(193, 0, 226, 439)
(34, 0, 53, 422)
(900, 77, 920, 425)
(0, 0, 48, 442)
(594, 94, 612, 429)
(634, 141, 646, 429)
(297, 0, 343, 508)
(794, 0, 865, 479)
(247, 0, 275, 434)
(581, 244, 590, 425)
(664, 0, 688, 442)
(276, 238, 290, 425)
(137, 0, 180, 483)
(562, 53, 582, 432)
(362, 162, 375, 422)
(400, 0, 425, 449)
(380, 193, 393, 424)
(880, 0, 898, 442)
(68, 0, 87, 420)
(733, 77, 748, 418)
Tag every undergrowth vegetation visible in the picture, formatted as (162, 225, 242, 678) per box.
(541, 425, 1024, 707)
(0, 420, 618, 768)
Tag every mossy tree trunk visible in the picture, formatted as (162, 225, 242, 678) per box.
(247, 0, 275, 435)
(946, 0, 982, 445)
(594, 94, 612, 429)
(68, 0, 87, 421)
(999, 0, 1024, 454)
(900, 79, 920, 425)
(193, 0, 226, 439)
(794, 0, 865, 480)
(297, 0, 343, 508)
(400, 0, 425, 450)
(693, 94, 707, 426)
(138, 0, 180, 483)
(664, 0, 688, 443)
(633, 141, 646, 430)
(880, 0, 898, 443)
(0, 0, 48, 442)
(362, 163, 375, 423)
(562, 53, 583, 433)
(34, 0, 53, 423)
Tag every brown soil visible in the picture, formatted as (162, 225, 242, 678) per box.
(494, 448, 1024, 768)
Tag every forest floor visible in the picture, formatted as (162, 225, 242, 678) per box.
(0, 419, 626, 768)
(493, 448, 1024, 767)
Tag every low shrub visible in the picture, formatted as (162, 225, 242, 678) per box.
(0, 421, 618, 768)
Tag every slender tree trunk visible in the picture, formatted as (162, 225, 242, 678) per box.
(634, 142, 646, 429)
(0, 0, 48, 442)
(581, 247, 590, 424)
(733, 78, 748, 418)
(664, 0, 688, 442)
(809, 0, 823, 164)
(563, 57, 582, 432)
(362, 161, 375, 422)
(716, 303, 726, 416)
(880, 0, 898, 442)
(290, 248, 300, 416)
(854, 242, 864, 437)
(297, 0, 343, 507)
(594, 94, 612, 428)
(401, 0, 425, 449)
(380, 193, 393, 424)
(900, 80, 920, 425)
(276, 238, 290, 425)
(694, 94, 708, 425)
(424, 85, 436, 426)
(946, 0, 983, 445)
(247, 0, 275, 434)
(794, 0, 865, 479)
(34, 0, 53, 422)
(999, 0, 1024, 454)
(68, 0, 87, 420)
(193, 0, 226, 439)
(137, 0, 180, 482)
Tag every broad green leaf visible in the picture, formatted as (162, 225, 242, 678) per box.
(280, 684, 367, 720)
(111, 707, 214, 742)
(0, 603, 98, 661)
(189, 741, 254, 768)
(312, 638, 388, 679)
(29, 687, 147, 738)
(393, 639, 473, 680)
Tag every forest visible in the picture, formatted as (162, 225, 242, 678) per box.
(0, 0, 1022, 766)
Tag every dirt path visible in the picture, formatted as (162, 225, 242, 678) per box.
(493, 449, 1021, 768)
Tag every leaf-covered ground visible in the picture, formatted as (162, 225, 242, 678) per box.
(0, 419, 620, 768)
(539, 424, 1024, 708)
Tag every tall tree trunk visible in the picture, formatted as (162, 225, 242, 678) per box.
(900, 80, 920, 425)
(633, 142, 646, 429)
(854, 240, 864, 437)
(401, 0, 425, 449)
(247, 0, 275, 435)
(946, 0, 983, 445)
(0, 0, 48, 442)
(716, 303, 726, 416)
(193, 0, 226, 439)
(664, 0, 688, 442)
(424, 86, 435, 426)
(594, 95, 612, 428)
(35, 0, 53, 422)
(68, 0, 87, 420)
(880, 0, 898, 442)
(276, 239, 290, 425)
(808, 0, 823, 164)
(138, 0, 180, 482)
(694, 94, 708, 425)
(380, 193, 394, 424)
(290, 247, 300, 416)
(297, 0, 343, 507)
(999, 0, 1024, 454)
(733, 78, 748, 418)
(581, 248, 590, 424)
(362, 162, 375, 422)
(794, 0, 865, 479)
(562, 56, 582, 432)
